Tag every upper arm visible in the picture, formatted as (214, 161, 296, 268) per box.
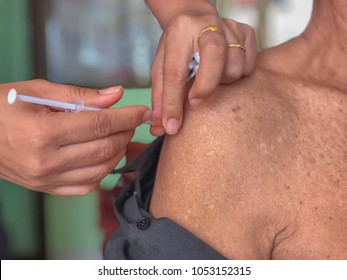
(149, 79, 296, 258)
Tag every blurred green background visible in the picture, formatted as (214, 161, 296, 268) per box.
(0, 0, 155, 259)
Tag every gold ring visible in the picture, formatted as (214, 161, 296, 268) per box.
(227, 43, 246, 52)
(198, 26, 220, 40)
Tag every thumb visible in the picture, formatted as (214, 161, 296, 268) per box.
(48, 83, 124, 108)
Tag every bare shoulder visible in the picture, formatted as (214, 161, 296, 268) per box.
(150, 68, 347, 259)
(150, 69, 297, 259)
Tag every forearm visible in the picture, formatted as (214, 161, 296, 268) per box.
(145, 0, 218, 29)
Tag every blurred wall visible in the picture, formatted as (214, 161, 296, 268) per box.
(0, 0, 40, 259)
(0, 0, 33, 82)
(0, 0, 155, 260)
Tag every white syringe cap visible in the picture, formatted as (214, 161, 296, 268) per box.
(7, 88, 18, 105)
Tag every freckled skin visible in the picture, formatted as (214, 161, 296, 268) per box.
(149, 1, 347, 258)
(150, 67, 347, 259)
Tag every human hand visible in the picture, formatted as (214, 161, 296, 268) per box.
(0, 79, 151, 195)
(150, 14, 257, 136)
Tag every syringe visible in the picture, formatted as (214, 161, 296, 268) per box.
(187, 52, 200, 82)
(7, 88, 101, 112)
(7, 88, 159, 125)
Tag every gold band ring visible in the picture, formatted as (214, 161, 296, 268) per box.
(227, 43, 246, 52)
(198, 26, 220, 40)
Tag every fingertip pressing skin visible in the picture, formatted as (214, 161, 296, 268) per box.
(165, 118, 180, 135)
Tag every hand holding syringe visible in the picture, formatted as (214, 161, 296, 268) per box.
(1, 79, 154, 195)
(7, 88, 160, 125)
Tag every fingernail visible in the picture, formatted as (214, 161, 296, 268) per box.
(166, 118, 179, 135)
(190, 98, 204, 107)
(98, 86, 122, 95)
(142, 109, 153, 123)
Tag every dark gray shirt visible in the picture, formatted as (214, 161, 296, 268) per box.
(104, 136, 226, 260)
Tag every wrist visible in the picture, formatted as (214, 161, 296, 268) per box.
(146, 0, 218, 30)
(165, 9, 219, 31)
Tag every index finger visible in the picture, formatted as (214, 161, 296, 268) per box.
(50, 106, 151, 146)
(162, 33, 192, 135)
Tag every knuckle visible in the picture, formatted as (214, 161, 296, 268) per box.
(91, 113, 112, 139)
(27, 123, 50, 149)
(203, 39, 227, 58)
(26, 155, 51, 179)
(97, 138, 115, 161)
(243, 23, 256, 38)
(226, 20, 255, 42)
(163, 94, 182, 113)
(228, 19, 248, 30)
(169, 14, 191, 31)
(69, 85, 88, 100)
(164, 67, 187, 86)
